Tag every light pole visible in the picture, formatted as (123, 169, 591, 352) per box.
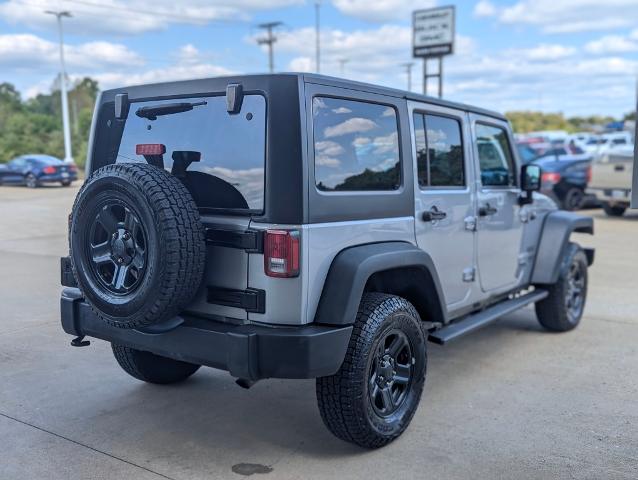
(45, 10, 73, 163)
(338, 58, 349, 76)
(315, 1, 321, 73)
(256, 22, 282, 73)
(401, 62, 414, 92)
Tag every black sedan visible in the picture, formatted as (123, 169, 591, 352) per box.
(0, 155, 78, 188)
(518, 145, 593, 211)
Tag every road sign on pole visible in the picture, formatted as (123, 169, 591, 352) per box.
(413, 6, 455, 98)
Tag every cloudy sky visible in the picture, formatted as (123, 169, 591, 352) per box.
(1, 0, 638, 117)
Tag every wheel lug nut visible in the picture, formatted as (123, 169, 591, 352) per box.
(112, 232, 118, 239)
(123, 233, 130, 240)
(117, 257, 123, 264)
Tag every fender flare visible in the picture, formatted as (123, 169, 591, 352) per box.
(531, 210, 594, 285)
(313, 242, 447, 326)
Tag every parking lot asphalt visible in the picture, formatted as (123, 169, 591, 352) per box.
(0, 184, 636, 480)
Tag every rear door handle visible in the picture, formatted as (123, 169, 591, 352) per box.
(614, 164, 625, 171)
(422, 206, 447, 222)
(478, 204, 498, 217)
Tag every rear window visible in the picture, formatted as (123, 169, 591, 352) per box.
(116, 94, 266, 212)
(312, 97, 401, 192)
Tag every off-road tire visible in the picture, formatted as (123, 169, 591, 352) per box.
(535, 243, 588, 332)
(602, 203, 626, 217)
(112, 344, 200, 384)
(316, 293, 427, 449)
(69, 163, 205, 329)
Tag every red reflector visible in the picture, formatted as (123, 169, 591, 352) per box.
(136, 143, 166, 156)
(586, 166, 592, 183)
(264, 230, 300, 278)
(43, 166, 56, 174)
(542, 172, 561, 184)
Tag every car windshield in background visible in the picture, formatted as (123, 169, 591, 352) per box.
(117, 94, 266, 212)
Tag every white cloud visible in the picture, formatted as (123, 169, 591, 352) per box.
(0, 34, 142, 71)
(507, 43, 578, 61)
(0, 0, 303, 35)
(324, 118, 377, 138)
(331, 0, 436, 23)
(473, 0, 497, 18)
(495, 0, 638, 34)
(585, 35, 638, 55)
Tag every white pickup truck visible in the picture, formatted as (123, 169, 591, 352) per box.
(588, 146, 634, 216)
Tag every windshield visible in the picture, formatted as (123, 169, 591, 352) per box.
(116, 94, 266, 212)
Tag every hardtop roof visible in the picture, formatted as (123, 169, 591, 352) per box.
(101, 72, 507, 122)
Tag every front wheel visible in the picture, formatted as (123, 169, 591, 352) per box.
(316, 293, 427, 449)
(535, 243, 588, 332)
(112, 344, 200, 384)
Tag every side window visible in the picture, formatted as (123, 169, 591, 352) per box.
(476, 123, 516, 187)
(313, 97, 401, 192)
(413, 112, 464, 188)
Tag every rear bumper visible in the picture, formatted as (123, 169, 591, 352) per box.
(586, 187, 631, 204)
(39, 173, 78, 183)
(60, 288, 352, 381)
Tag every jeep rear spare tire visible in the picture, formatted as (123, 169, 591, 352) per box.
(69, 163, 205, 329)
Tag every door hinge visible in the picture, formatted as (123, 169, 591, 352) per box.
(464, 216, 477, 232)
(462, 267, 476, 282)
(205, 227, 264, 253)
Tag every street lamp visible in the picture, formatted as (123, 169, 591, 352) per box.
(45, 10, 73, 163)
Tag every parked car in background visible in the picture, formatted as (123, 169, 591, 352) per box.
(596, 131, 633, 155)
(587, 147, 633, 216)
(0, 155, 78, 188)
(532, 147, 594, 211)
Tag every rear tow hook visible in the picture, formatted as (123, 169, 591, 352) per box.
(71, 336, 91, 347)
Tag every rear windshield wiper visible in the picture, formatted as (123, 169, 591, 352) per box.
(135, 101, 207, 120)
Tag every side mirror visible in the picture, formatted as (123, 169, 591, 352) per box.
(521, 164, 541, 192)
(520, 164, 541, 205)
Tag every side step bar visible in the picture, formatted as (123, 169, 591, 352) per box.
(428, 289, 549, 345)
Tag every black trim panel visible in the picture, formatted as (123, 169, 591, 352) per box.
(61, 288, 351, 380)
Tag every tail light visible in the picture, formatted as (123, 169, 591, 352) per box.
(43, 166, 56, 174)
(68, 164, 78, 172)
(541, 172, 561, 184)
(586, 166, 592, 183)
(264, 230, 300, 278)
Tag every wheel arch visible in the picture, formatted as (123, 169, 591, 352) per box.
(531, 210, 594, 285)
(313, 242, 447, 326)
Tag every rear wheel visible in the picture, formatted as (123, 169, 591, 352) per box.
(602, 203, 626, 217)
(112, 344, 200, 384)
(316, 293, 427, 449)
(25, 174, 38, 188)
(561, 187, 584, 211)
(61, 180, 72, 187)
(535, 243, 588, 332)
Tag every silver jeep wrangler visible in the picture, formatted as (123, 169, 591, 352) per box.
(61, 74, 594, 449)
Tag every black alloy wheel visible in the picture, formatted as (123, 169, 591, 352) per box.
(87, 201, 147, 295)
(368, 329, 413, 418)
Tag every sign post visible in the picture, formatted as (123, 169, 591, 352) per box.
(413, 6, 455, 98)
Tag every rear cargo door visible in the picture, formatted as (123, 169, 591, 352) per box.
(114, 93, 268, 322)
